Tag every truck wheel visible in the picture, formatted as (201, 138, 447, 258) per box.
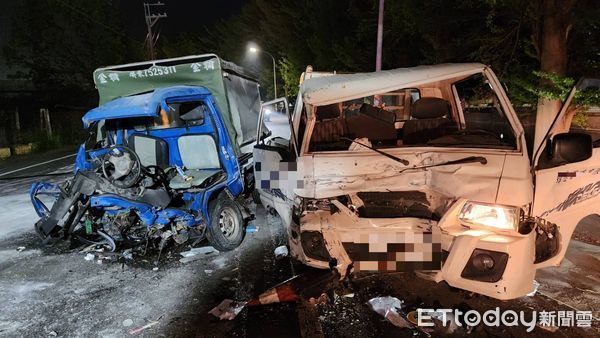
(207, 196, 245, 251)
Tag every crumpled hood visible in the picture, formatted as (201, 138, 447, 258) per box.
(295, 149, 526, 206)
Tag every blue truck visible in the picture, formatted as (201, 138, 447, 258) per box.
(30, 54, 262, 252)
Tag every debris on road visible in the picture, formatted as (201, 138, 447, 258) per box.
(210, 269, 337, 320)
(16, 246, 26, 252)
(179, 246, 220, 263)
(526, 280, 540, 297)
(209, 299, 248, 320)
(122, 249, 133, 260)
(367, 296, 411, 328)
(274, 245, 288, 258)
(128, 320, 160, 335)
(84, 253, 95, 261)
(180, 246, 219, 257)
(246, 224, 258, 233)
(122, 318, 133, 327)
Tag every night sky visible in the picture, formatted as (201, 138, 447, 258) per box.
(118, 0, 248, 40)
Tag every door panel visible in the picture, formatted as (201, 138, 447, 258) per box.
(533, 148, 600, 267)
(532, 78, 600, 267)
(253, 98, 297, 226)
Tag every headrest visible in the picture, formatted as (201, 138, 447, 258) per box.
(315, 103, 341, 120)
(359, 103, 396, 124)
(411, 97, 451, 119)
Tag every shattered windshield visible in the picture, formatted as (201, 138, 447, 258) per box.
(308, 74, 517, 152)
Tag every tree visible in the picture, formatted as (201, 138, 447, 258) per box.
(4, 0, 142, 106)
(533, 0, 577, 150)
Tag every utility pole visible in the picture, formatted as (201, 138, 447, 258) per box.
(375, 0, 384, 71)
(144, 2, 167, 60)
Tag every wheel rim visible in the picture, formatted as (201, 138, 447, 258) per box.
(218, 207, 239, 240)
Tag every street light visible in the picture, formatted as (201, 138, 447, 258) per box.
(248, 44, 277, 99)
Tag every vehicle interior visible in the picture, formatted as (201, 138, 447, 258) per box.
(306, 73, 518, 152)
(88, 100, 226, 193)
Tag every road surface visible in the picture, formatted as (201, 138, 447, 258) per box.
(0, 148, 598, 337)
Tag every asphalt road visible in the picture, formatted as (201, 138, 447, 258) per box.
(0, 148, 598, 337)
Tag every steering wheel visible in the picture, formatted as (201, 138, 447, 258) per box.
(101, 145, 142, 188)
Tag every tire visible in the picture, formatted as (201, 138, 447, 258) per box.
(206, 196, 245, 251)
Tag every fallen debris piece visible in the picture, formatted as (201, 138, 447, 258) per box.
(342, 293, 355, 298)
(180, 246, 219, 258)
(428, 309, 459, 334)
(122, 249, 133, 260)
(274, 245, 288, 258)
(128, 320, 160, 335)
(122, 318, 133, 327)
(212, 256, 228, 269)
(80, 244, 97, 253)
(209, 299, 248, 320)
(367, 297, 411, 328)
(152, 267, 159, 271)
(210, 270, 336, 320)
(84, 253, 95, 261)
(526, 280, 540, 297)
(179, 246, 220, 263)
(204, 269, 213, 274)
(16, 246, 26, 252)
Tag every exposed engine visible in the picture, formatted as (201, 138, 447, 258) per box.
(31, 145, 212, 252)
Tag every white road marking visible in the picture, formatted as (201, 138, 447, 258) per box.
(0, 153, 76, 177)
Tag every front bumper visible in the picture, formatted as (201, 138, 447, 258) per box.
(288, 200, 537, 300)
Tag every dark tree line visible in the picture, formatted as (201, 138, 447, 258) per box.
(5, 0, 599, 110)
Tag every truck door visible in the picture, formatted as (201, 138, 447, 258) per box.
(253, 98, 298, 225)
(532, 78, 600, 268)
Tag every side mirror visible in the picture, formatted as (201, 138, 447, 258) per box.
(548, 132, 592, 165)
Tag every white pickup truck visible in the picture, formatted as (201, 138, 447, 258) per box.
(253, 63, 599, 300)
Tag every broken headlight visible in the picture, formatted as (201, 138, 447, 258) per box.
(458, 201, 522, 231)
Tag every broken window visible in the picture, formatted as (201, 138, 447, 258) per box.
(568, 105, 600, 147)
(452, 74, 517, 148)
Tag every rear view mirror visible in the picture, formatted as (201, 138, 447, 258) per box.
(548, 132, 592, 166)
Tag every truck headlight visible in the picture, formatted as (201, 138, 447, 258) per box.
(458, 201, 521, 231)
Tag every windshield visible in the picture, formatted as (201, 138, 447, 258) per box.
(84, 101, 207, 150)
(307, 73, 517, 152)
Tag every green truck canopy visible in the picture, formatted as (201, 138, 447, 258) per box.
(93, 54, 261, 154)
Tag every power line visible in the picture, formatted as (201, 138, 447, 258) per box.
(55, 0, 143, 44)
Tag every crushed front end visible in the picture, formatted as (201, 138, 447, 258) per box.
(30, 152, 211, 251)
(289, 190, 559, 300)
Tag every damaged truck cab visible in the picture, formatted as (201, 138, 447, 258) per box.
(31, 54, 261, 252)
(254, 64, 600, 299)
